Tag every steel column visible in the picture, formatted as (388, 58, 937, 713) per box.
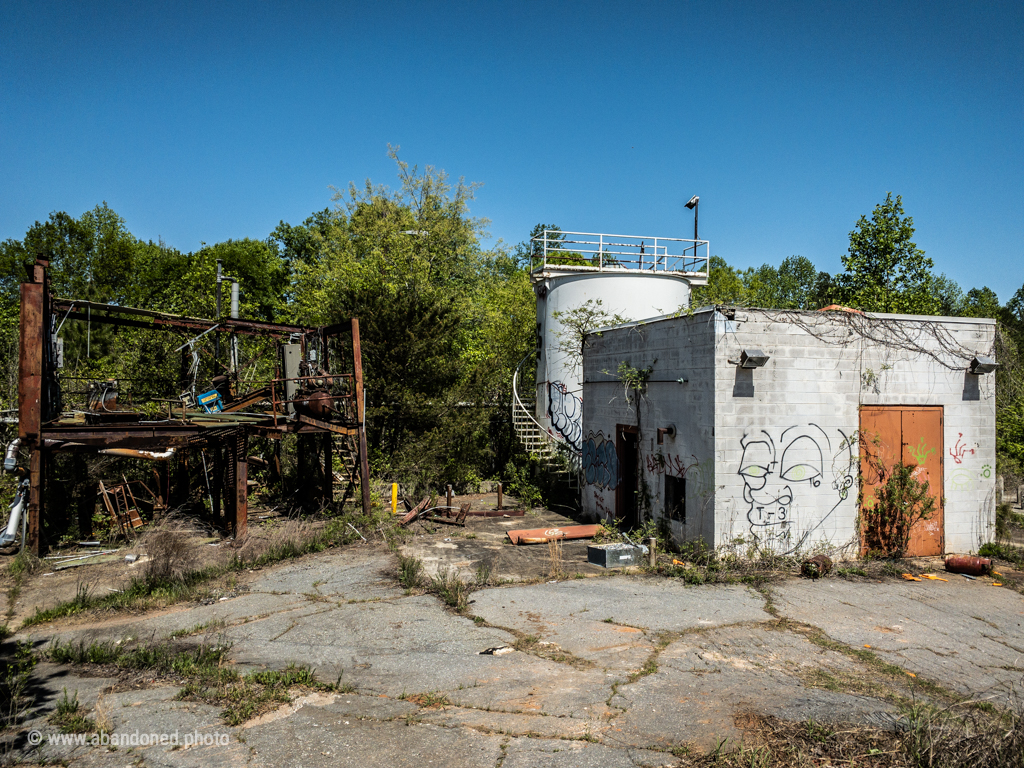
(351, 319, 371, 516)
(233, 430, 248, 537)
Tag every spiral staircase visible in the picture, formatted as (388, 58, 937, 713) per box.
(512, 355, 580, 489)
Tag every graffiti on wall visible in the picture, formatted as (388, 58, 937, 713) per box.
(582, 430, 619, 489)
(946, 433, 989, 492)
(548, 381, 582, 452)
(738, 424, 855, 554)
(949, 433, 976, 465)
(645, 452, 699, 478)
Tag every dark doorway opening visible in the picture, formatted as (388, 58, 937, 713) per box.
(616, 424, 640, 530)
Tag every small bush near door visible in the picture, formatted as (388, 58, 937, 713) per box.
(861, 460, 937, 558)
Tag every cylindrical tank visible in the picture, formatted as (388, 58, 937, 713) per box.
(533, 271, 691, 451)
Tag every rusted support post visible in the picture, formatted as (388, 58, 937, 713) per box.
(351, 318, 372, 517)
(497, 482, 503, 511)
(446, 484, 452, 508)
(322, 432, 333, 509)
(28, 449, 43, 555)
(20, 260, 47, 555)
(233, 430, 248, 538)
(212, 442, 222, 524)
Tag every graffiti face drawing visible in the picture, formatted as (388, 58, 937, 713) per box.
(738, 425, 851, 554)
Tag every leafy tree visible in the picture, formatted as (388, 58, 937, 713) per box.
(962, 287, 1001, 319)
(690, 256, 747, 306)
(289, 148, 534, 490)
(835, 193, 939, 314)
(744, 256, 821, 309)
(551, 299, 629, 379)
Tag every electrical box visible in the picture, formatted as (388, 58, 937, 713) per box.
(587, 543, 643, 568)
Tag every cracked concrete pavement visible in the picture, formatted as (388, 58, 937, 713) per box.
(6, 545, 1024, 767)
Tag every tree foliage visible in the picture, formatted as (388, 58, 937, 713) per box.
(835, 193, 938, 314)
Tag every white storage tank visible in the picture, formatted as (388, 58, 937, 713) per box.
(527, 231, 708, 454)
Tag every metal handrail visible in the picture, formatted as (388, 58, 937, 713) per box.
(512, 354, 582, 478)
(530, 229, 710, 277)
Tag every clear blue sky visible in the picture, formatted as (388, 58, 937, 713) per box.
(2, 1, 1021, 299)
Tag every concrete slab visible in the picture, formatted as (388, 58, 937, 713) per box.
(501, 736, 675, 768)
(248, 550, 401, 600)
(222, 595, 521, 694)
(774, 578, 1024, 699)
(471, 578, 769, 636)
(608, 624, 897, 752)
(243, 706, 503, 768)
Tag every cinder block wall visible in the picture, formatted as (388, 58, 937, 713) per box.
(582, 309, 718, 540)
(583, 308, 996, 555)
(717, 309, 996, 554)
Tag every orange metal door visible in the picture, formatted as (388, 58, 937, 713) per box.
(859, 407, 944, 557)
(900, 408, 943, 556)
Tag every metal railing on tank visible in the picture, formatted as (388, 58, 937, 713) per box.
(529, 230, 709, 281)
(532, 230, 708, 280)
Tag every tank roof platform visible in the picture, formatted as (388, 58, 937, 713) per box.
(529, 230, 709, 284)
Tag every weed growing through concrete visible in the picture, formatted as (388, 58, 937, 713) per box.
(43, 637, 348, 726)
(398, 554, 423, 589)
(429, 565, 469, 612)
(48, 688, 98, 734)
(22, 510, 394, 629)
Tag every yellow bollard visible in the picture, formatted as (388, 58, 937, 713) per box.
(391, 483, 398, 515)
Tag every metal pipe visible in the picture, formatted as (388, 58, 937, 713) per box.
(1, 479, 29, 546)
(98, 448, 175, 461)
(215, 259, 223, 365)
(230, 279, 239, 375)
(4, 438, 21, 472)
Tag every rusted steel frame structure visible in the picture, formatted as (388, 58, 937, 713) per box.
(18, 258, 372, 555)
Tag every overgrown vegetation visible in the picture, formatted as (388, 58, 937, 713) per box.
(47, 689, 98, 734)
(21, 513, 388, 628)
(43, 636, 346, 726)
(673, 704, 1024, 768)
(860, 457, 937, 559)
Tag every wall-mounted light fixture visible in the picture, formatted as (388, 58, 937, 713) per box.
(969, 355, 997, 375)
(656, 424, 677, 444)
(730, 349, 770, 368)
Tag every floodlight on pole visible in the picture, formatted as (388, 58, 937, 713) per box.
(684, 195, 699, 257)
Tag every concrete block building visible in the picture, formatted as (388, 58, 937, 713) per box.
(580, 307, 997, 556)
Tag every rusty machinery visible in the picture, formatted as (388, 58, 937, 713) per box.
(10, 257, 371, 555)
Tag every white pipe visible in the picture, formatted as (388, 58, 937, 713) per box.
(4, 438, 21, 471)
(98, 448, 175, 461)
(1, 479, 29, 547)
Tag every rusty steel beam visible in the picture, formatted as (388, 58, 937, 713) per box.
(54, 299, 349, 339)
(351, 318, 371, 517)
(293, 414, 358, 435)
(28, 448, 42, 555)
(233, 431, 248, 537)
(19, 283, 44, 440)
(322, 431, 333, 508)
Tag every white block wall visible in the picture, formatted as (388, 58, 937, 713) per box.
(582, 308, 997, 555)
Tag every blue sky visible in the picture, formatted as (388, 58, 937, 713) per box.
(2, 1, 1021, 298)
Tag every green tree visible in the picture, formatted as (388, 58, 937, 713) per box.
(289, 148, 534, 490)
(690, 256, 747, 306)
(835, 193, 939, 314)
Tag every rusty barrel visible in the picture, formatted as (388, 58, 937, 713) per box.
(944, 555, 991, 576)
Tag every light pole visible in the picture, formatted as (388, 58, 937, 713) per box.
(685, 195, 699, 241)
(685, 195, 699, 264)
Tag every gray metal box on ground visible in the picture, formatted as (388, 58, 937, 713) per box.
(588, 543, 643, 568)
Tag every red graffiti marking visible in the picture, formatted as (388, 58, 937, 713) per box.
(949, 433, 975, 465)
(646, 453, 699, 478)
